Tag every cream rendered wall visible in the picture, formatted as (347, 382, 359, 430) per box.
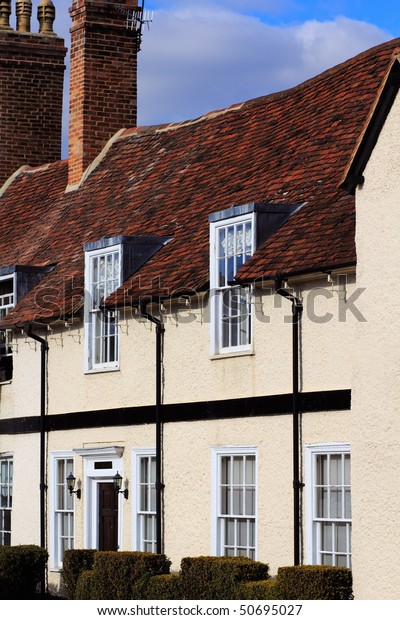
(45, 407, 350, 592)
(352, 91, 400, 599)
(0, 337, 42, 419)
(0, 275, 356, 419)
(0, 434, 40, 546)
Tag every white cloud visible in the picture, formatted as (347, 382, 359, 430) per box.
(138, 7, 391, 126)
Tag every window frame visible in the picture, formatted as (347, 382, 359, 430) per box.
(84, 244, 122, 373)
(306, 442, 351, 569)
(0, 454, 13, 546)
(132, 448, 157, 553)
(49, 452, 75, 570)
(0, 274, 16, 384)
(211, 446, 258, 560)
(210, 213, 256, 356)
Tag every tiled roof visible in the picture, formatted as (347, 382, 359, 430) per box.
(1, 38, 399, 326)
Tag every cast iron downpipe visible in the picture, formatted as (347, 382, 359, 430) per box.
(139, 301, 165, 555)
(25, 325, 48, 591)
(275, 282, 303, 566)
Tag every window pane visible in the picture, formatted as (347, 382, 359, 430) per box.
(219, 258, 226, 287)
(227, 256, 234, 283)
(225, 519, 235, 547)
(1, 488, 7, 508)
(232, 457, 243, 485)
(321, 523, 332, 551)
(140, 458, 148, 483)
(218, 228, 226, 258)
(330, 489, 342, 519)
(233, 488, 243, 515)
(249, 520, 255, 547)
(245, 489, 255, 516)
(336, 555, 348, 567)
(221, 487, 230, 515)
(344, 455, 351, 485)
(237, 520, 247, 546)
(140, 485, 148, 511)
(226, 227, 234, 257)
(245, 457, 255, 484)
(317, 455, 327, 485)
(317, 488, 328, 518)
(330, 455, 341, 485)
(345, 489, 351, 519)
(336, 524, 347, 553)
(221, 457, 230, 485)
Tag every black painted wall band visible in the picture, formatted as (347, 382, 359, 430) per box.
(0, 389, 351, 435)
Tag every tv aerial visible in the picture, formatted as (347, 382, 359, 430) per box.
(116, 1, 153, 50)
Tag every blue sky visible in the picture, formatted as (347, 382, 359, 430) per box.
(44, 1, 398, 154)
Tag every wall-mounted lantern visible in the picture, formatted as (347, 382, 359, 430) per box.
(66, 472, 81, 499)
(113, 471, 128, 499)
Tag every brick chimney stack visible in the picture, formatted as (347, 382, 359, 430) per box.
(68, 0, 140, 189)
(0, 0, 66, 187)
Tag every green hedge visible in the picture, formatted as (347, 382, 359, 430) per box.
(78, 552, 171, 600)
(75, 570, 97, 600)
(180, 556, 270, 600)
(63, 549, 97, 600)
(64, 551, 352, 601)
(145, 574, 182, 600)
(276, 565, 352, 600)
(239, 579, 279, 600)
(0, 545, 48, 599)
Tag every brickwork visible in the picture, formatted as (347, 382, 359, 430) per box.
(0, 29, 66, 187)
(68, 0, 139, 187)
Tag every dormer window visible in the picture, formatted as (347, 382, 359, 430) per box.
(84, 244, 121, 372)
(209, 202, 302, 355)
(210, 214, 255, 354)
(0, 275, 15, 383)
(84, 235, 172, 372)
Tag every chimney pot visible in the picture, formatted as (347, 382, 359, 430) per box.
(0, 1, 12, 30)
(38, 0, 56, 35)
(16, 0, 32, 33)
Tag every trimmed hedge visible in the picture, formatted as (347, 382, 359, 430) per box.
(239, 579, 279, 600)
(62, 549, 96, 600)
(145, 574, 182, 600)
(75, 570, 97, 600)
(180, 556, 270, 600)
(64, 551, 352, 601)
(276, 565, 352, 600)
(77, 552, 171, 600)
(0, 545, 48, 599)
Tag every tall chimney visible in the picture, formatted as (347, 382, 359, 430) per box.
(68, 0, 139, 189)
(0, 0, 66, 187)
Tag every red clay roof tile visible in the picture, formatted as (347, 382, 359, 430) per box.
(1, 38, 400, 326)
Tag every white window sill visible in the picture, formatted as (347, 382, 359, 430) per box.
(210, 349, 255, 360)
(84, 365, 120, 375)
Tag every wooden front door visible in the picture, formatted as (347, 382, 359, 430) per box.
(98, 482, 119, 551)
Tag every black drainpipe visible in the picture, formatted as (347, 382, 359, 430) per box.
(274, 282, 303, 566)
(139, 301, 165, 555)
(25, 324, 48, 591)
